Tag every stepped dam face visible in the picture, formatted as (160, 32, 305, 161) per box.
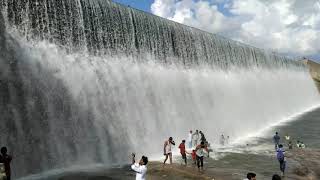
(0, 0, 319, 178)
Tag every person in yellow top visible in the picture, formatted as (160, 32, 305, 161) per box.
(284, 134, 290, 141)
(0, 163, 6, 180)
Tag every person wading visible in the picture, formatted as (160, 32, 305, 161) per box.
(188, 130, 193, 148)
(195, 141, 208, 171)
(0, 147, 12, 180)
(192, 130, 200, 147)
(163, 137, 175, 166)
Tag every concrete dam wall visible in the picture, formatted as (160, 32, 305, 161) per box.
(0, 1, 319, 179)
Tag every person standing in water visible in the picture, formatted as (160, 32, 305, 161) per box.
(0, 147, 12, 180)
(199, 131, 206, 143)
(276, 144, 286, 176)
(220, 134, 225, 145)
(226, 136, 230, 145)
(195, 141, 208, 171)
(178, 140, 187, 165)
(131, 153, 148, 180)
(273, 132, 280, 150)
(192, 130, 200, 147)
(188, 130, 193, 148)
(163, 137, 175, 165)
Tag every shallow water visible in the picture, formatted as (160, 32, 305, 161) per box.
(208, 107, 320, 179)
(18, 107, 320, 180)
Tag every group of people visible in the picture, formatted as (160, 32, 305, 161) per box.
(220, 134, 230, 146)
(274, 132, 306, 150)
(130, 130, 211, 180)
(187, 130, 207, 149)
(131, 130, 305, 180)
(0, 147, 12, 180)
(164, 130, 212, 171)
(273, 131, 307, 178)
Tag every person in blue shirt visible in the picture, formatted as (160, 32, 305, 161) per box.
(276, 144, 286, 176)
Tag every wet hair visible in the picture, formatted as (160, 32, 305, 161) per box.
(247, 172, 256, 179)
(279, 144, 283, 148)
(201, 141, 205, 145)
(272, 174, 281, 180)
(169, 137, 173, 140)
(182, 140, 185, 143)
(276, 132, 278, 134)
(0, 147, 7, 154)
(142, 156, 148, 165)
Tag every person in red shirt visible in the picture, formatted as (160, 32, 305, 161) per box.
(191, 150, 196, 165)
(178, 140, 187, 165)
(0, 147, 12, 180)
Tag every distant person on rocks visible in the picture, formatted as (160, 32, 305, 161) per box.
(284, 134, 290, 142)
(195, 141, 208, 171)
(220, 134, 225, 145)
(296, 140, 301, 148)
(276, 144, 286, 176)
(244, 172, 256, 180)
(288, 141, 293, 150)
(178, 140, 187, 165)
(0, 147, 12, 180)
(131, 153, 148, 180)
(163, 137, 175, 165)
(273, 132, 280, 150)
(192, 130, 200, 147)
(272, 174, 282, 180)
(188, 130, 193, 148)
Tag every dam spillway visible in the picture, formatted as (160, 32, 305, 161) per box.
(0, 0, 302, 68)
(0, 0, 319, 178)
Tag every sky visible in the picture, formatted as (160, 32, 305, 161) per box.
(113, 0, 320, 61)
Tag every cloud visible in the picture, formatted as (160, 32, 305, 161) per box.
(151, 0, 320, 57)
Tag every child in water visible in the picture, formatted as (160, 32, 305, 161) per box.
(191, 150, 196, 165)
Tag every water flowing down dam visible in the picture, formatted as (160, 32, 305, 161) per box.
(0, 0, 319, 178)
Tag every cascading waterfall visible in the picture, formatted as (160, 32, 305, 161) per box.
(0, 0, 319, 179)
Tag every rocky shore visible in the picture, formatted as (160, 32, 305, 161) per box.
(53, 148, 320, 180)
